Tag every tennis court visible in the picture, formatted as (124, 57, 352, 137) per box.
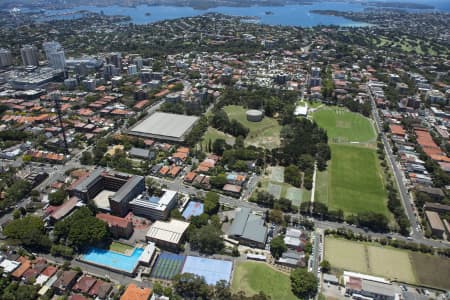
(286, 187, 303, 206)
(267, 182, 282, 199)
(182, 256, 233, 285)
(151, 252, 186, 280)
(270, 166, 285, 183)
(182, 201, 204, 219)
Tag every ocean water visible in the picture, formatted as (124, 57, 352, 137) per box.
(27, 0, 450, 27)
(37, 2, 371, 27)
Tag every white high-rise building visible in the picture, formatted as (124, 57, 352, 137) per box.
(0, 48, 13, 67)
(43, 41, 66, 70)
(20, 44, 39, 66)
(128, 64, 138, 75)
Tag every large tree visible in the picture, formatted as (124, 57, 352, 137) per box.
(173, 273, 211, 299)
(189, 224, 224, 254)
(203, 191, 220, 215)
(48, 189, 66, 206)
(3, 215, 51, 250)
(53, 206, 108, 249)
(290, 268, 318, 299)
(270, 236, 287, 259)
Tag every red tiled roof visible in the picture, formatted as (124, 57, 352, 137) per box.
(390, 124, 406, 136)
(96, 213, 131, 229)
(184, 172, 197, 182)
(120, 284, 152, 300)
(41, 265, 58, 277)
(73, 275, 97, 293)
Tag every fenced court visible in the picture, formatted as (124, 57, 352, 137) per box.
(285, 187, 303, 206)
(182, 256, 233, 285)
(151, 252, 186, 280)
(267, 182, 282, 199)
(182, 201, 204, 219)
(269, 166, 284, 183)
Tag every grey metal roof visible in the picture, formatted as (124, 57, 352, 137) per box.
(129, 112, 199, 141)
(72, 167, 104, 192)
(361, 280, 396, 297)
(129, 147, 150, 158)
(229, 207, 267, 244)
(323, 273, 339, 283)
(282, 250, 303, 260)
(110, 175, 144, 203)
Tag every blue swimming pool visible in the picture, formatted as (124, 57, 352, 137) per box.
(82, 247, 144, 274)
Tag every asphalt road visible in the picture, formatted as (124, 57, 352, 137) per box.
(369, 92, 422, 239)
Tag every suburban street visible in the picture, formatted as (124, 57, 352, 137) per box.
(369, 91, 422, 240)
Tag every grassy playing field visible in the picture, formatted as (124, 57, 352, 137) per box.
(199, 126, 235, 150)
(109, 241, 134, 254)
(232, 261, 298, 300)
(410, 252, 450, 289)
(325, 237, 450, 289)
(317, 144, 389, 217)
(324, 238, 369, 273)
(325, 238, 415, 283)
(312, 108, 376, 143)
(367, 246, 415, 283)
(223, 105, 281, 149)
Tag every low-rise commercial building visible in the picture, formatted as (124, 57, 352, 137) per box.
(228, 208, 267, 249)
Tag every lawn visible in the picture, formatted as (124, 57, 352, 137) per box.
(109, 241, 134, 254)
(324, 238, 369, 274)
(312, 108, 376, 144)
(325, 238, 416, 284)
(367, 246, 415, 283)
(321, 144, 389, 217)
(232, 261, 298, 300)
(199, 126, 235, 150)
(410, 252, 450, 289)
(314, 169, 329, 206)
(223, 105, 281, 149)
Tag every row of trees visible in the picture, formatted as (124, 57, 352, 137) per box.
(166, 269, 318, 300)
(167, 273, 271, 300)
(377, 137, 410, 235)
(253, 191, 295, 213)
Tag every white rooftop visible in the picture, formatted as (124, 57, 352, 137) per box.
(0, 259, 20, 273)
(130, 112, 199, 141)
(129, 189, 177, 212)
(146, 219, 190, 244)
(139, 242, 156, 264)
(343, 271, 390, 284)
(294, 105, 308, 116)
